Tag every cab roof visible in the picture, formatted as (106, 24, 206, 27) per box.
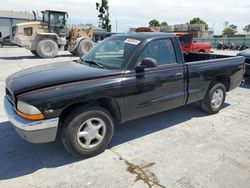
(113, 32, 175, 41)
(42, 10, 68, 14)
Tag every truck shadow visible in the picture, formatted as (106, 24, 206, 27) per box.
(0, 103, 230, 180)
(241, 79, 250, 89)
(0, 56, 42, 60)
(0, 54, 77, 60)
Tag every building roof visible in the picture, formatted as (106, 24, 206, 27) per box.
(0, 10, 33, 19)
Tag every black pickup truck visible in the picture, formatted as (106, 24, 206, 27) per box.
(4, 33, 245, 157)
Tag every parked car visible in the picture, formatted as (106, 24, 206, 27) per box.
(0, 35, 17, 47)
(4, 33, 245, 157)
(237, 49, 250, 78)
(175, 33, 212, 53)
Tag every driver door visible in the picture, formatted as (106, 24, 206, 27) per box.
(122, 38, 187, 121)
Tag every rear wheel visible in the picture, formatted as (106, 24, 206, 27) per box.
(74, 39, 93, 56)
(61, 106, 114, 157)
(200, 82, 226, 114)
(36, 39, 58, 58)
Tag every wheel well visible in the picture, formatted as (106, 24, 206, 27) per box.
(212, 75, 231, 91)
(199, 49, 205, 53)
(58, 98, 121, 127)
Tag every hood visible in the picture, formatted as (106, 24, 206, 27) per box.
(6, 61, 119, 95)
(16, 21, 45, 27)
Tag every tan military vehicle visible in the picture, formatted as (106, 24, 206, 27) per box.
(12, 10, 94, 58)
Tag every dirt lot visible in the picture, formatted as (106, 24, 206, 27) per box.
(0, 47, 250, 188)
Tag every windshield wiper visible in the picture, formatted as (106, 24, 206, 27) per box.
(79, 57, 104, 69)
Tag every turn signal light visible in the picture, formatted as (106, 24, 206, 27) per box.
(17, 110, 45, 121)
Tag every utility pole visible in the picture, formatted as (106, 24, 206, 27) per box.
(116, 20, 118, 33)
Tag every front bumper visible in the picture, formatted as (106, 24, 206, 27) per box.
(4, 96, 59, 143)
(244, 64, 250, 78)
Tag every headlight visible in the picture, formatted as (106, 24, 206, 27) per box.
(17, 101, 45, 121)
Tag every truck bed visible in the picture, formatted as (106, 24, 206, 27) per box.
(184, 53, 245, 105)
(184, 52, 231, 63)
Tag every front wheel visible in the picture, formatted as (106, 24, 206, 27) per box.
(200, 82, 226, 114)
(75, 39, 93, 56)
(61, 106, 114, 157)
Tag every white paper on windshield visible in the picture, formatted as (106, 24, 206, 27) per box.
(124, 38, 141, 45)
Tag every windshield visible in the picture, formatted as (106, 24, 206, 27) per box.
(82, 36, 142, 69)
(177, 34, 192, 44)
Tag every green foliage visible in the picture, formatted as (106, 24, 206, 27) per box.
(161, 22, 168, 26)
(223, 24, 238, 36)
(96, 0, 111, 32)
(243, 24, 250, 34)
(149, 19, 161, 27)
(189, 17, 209, 30)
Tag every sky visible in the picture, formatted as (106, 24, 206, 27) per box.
(1, 0, 250, 34)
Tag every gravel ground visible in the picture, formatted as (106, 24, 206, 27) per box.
(0, 47, 249, 188)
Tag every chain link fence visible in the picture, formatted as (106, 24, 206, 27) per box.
(194, 38, 250, 48)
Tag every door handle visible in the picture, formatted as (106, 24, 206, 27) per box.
(175, 72, 183, 78)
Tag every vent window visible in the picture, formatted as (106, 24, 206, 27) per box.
(24, 27, 33, 36)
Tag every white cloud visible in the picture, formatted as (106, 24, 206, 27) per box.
(1, 0, 249, 34)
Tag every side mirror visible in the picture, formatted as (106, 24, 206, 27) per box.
(135, 58, 158, 71)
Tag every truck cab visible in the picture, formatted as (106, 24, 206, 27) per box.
(175, 33, 211, 53)
(41, 10, 67, 37)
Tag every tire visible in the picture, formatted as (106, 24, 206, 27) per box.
(36, 39, 58, 58)
(200, 82, 226, 114)
(75, 39, 93, 56)
(30, 50, 39, 56)
(199, 49, 205, 53)
(0, 43, 3, 48)
(61, 106, 114, 157)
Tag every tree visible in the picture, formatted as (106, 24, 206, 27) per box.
(243, 24, 250, 34)
(96, 0, 111, 32)
(189, 17, 209, 30)
(223, 24, 238, 36)
(161, 21, 168, 26)
(149, 19, 161, 27)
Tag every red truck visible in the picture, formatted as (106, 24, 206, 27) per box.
(134, 27, 211, 53)
(175, 33, 211, 53)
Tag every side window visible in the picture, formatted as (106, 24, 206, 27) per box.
(138, 39, 177, 66)
(178, 34, 192, 44)
(23, 27, 33, 36)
